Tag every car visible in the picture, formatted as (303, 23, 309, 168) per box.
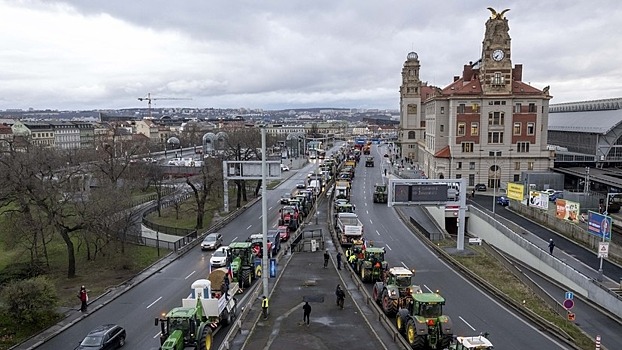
(201, 233, 223, 251)
(280, 164, 290, 171)
(280, 192, 291, 204)
(267, 230, 282, 255)
(296, 182, 306, 189)
(209, 246, 231, 268)
(549, 191, 564, 201)
(75, 324, 126, 350)
(333, 198, 349, 210)
(543, 189, 560, 195)
(496, 196, 509, 206)
(475, 183, 487, 191)
(277, 225, 290, 242)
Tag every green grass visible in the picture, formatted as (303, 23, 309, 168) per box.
(441, 240, 594, 349)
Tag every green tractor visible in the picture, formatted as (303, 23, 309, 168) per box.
(372, 266, 422, 317)
(395, 292, 453, 350)
(228, 241, 257, 288)
(356, 247, 388, 283)
(156, 278, 237, 350)
(373, 183, 388, 203)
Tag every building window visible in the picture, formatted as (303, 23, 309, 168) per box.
(456, 174, 462, 179)
(487, 131, 504, 144)
(468, 174, 475, 186)
(513, 122, 521, 135)
(492, 73, 504, 85)
(408, 131, 416, 139)
(457, 104, 465, 113)
(440, 125, 444, 132)
(513, 174, 520, 182)
(469, 162, 475, 170)
(461, 142, 474, 153)
(514, 103, 522, 113)
(528, 161, 534, 170)
(527, 122, 535, 135)
(488, 112, 504, 126)
(517, 142, 530, 153)
(420, 121, 426, 128)
(441, 107, 445, 114)
(456, 161, 462, 170)
(457, 122, 466, 136)
(471, 122, 479, 136)
(528, 103, 537, 112)
(514, 161, 520, 170)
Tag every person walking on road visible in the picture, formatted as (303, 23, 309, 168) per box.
(548, 239, 556, 255)
(336, 252, 342, 270)
(323, 250, 329, 268)
(302, 301, 311, 326)
(78, 286, 88, 313)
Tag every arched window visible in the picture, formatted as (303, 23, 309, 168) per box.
(408, 131, 416, 139)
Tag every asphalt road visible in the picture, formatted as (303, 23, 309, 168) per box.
(348, 144, 570, 349)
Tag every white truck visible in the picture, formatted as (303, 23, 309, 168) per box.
(335, 212, 363, 246)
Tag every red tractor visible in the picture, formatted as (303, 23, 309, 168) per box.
(278, 205, 300, 230)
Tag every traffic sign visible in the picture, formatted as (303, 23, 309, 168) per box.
(563, 298, 574, 310)
(564, 291, 574, 300)
(598, 242, 609, 258)
(567, 312, 575, 321)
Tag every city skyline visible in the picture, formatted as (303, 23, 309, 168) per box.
(0, 1, 620, 111)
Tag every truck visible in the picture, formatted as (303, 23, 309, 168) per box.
(395, 292, 453, 350)
(335, 212, 363, 246)
(335, 181, 351, 200)
(155, 271, 238, 350)
(373, 183, 388, 203)
(372, 266, 422, 317)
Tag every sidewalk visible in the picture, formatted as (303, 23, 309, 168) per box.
(227, 209, 402, 350)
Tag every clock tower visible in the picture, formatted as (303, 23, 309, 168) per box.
(480, 8, 512, 94)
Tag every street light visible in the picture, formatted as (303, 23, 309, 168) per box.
(490, 150, 502, 214)
(260, 126, 269, 299)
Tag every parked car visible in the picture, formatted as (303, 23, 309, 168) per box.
(267, 230, 282, 256)
(496, 196, 509, 206)
(75, 324, 126, 350)
(280, 164, 290, 171)
(475, 183, 487, 191)
(210, 246, 230, 268)
(201, 233, 223, 251)
(543, 189, 561, 195)
(549, 191, 564, 201)
(277, 225, 290, 242)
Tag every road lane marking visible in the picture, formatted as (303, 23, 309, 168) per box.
(232, 236, 238, 242)
(154, 332, 161, 339)
(146, 297, 162, 309)
(366, 210, 369, 215)
(401, 261, 409, 269)
(259, 215, 262, 219)
(385, 244, 392, 250)
(376, 230, 380, 236)
(268, 206, 273, 210)
(423, 285, 433, 293)
(247, 225, 252, 230)
(185, 271, 196, 280)
(459, 316, 476, 331)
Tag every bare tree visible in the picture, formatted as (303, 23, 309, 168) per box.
(221, 128, 262, 208)
(185, 157, 222, 229)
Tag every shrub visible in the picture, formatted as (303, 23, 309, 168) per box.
(0, 276, 59, 327)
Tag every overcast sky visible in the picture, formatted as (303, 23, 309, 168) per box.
(0, 0, 620, 111)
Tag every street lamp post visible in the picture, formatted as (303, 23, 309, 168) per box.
(260, 126, 269, 299)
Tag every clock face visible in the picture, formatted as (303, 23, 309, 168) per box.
(492, 49, 505, 61)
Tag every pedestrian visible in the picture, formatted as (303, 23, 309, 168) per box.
(324, 250, 329, 268)
(302, 301, 311, 326)
(548, 239, 555, 255)
(472, 188, 476, 198)
(261, 296, 269, 319)
(384, 168, 387, 176)
(336, 252, 342, 270)
(348, 253, 357, 267)
(78, 286, 88, 312)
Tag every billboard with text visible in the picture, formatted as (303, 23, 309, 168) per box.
(507, 182, 524, 201)
(555, 199, 580, 223)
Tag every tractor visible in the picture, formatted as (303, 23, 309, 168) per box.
(446, 334, 493, 350)
(372, 266, 422, 317)
(373, 183, 388, 203)
(396, 292, 453, 350)
(278, 205, 300, 231)
(356, 247, 388, 283)
(228, 241, 257, 288)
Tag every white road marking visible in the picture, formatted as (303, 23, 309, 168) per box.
(232, 236, 238, 242)
(185, 271, 196, 280)
(268, 206, 273, 211)
(376, 230, 380, 236)
(423, 285, 433, 293)
(401, 261, 409, 269)
(369, 219, 373, 225)
(154, 332, 161, 339)
(366, 210, 369, 215)
(247, 225, 252, 230)
(146, 297, 162, 309)
(258, 215, 262, 219)
(459, 316, 476, 331)
(385, 244, 392, 250)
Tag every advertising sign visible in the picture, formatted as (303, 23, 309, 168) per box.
(507, 182, 524, 201)
(587, 211, 612, 240)
(555, 199, 580, 223)
(528, 191, 549, 210)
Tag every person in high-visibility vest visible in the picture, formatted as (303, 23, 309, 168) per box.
(261, 296, 269, 319)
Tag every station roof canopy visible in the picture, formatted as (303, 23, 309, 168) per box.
(549, 109, 622, 135)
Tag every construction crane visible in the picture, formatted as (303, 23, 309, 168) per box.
(137, 93, 192, 119)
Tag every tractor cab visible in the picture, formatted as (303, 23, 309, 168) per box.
(410, 292, 446, 319)
(156, 307, 200, 348)
(385, 267, 419, 292)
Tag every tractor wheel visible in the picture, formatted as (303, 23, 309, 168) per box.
(406, 319, 425, 350)
(372, 287, 380, 304)
(396, 315, 405, 334)
(361, 268, 370, 283)
(381, 290, 397, 317)
(198, 326, 213, 350)
(438, 334, 452, 350)
(242, 269, 251, 288)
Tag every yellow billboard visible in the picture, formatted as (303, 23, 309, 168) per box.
(507, 182, 524, 201)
